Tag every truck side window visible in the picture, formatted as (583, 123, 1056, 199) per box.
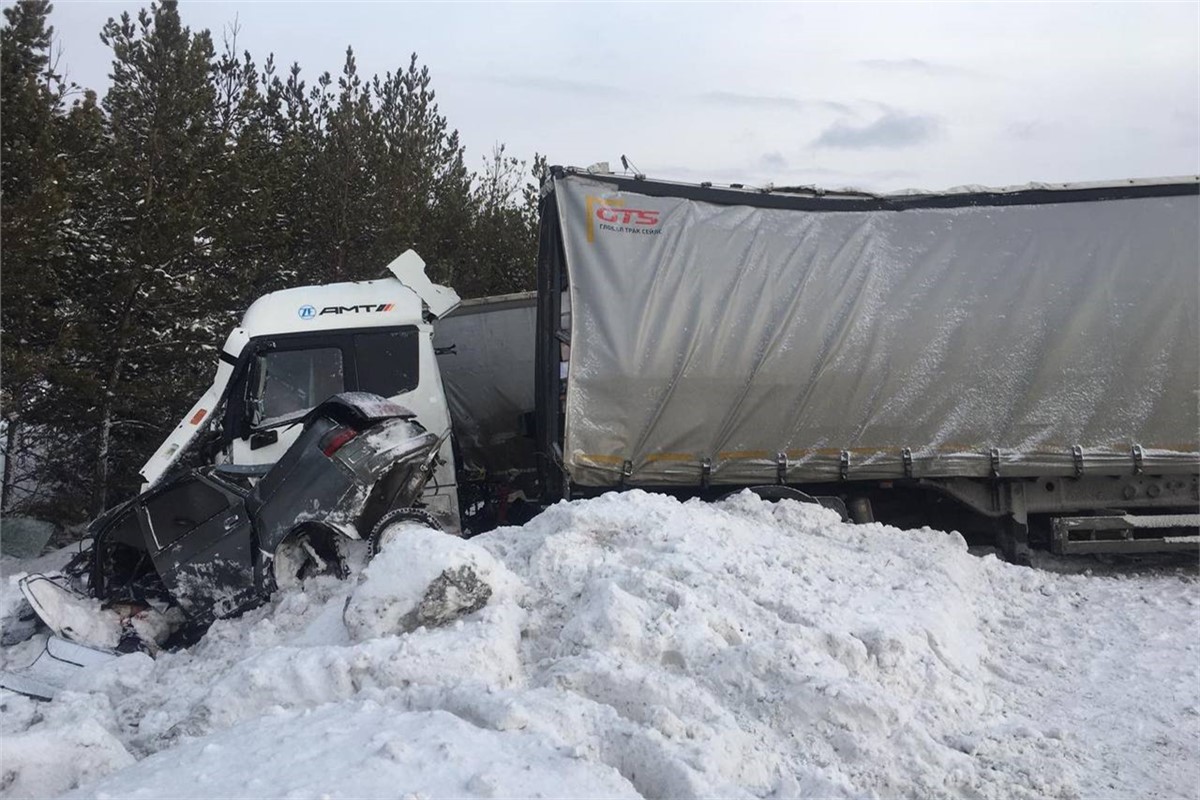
(354, 329, 419, 397)
(253, 347, 345, 427)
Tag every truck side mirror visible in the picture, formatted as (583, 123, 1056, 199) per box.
(250, 429, 278, 450)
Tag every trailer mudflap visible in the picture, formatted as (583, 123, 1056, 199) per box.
(1050, 513, 1200, 554)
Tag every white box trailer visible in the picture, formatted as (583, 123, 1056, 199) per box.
(533, 169, 1200, 556)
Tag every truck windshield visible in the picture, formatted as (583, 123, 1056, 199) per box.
(252, 347, 345, 427)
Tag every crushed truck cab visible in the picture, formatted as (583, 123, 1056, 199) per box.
(139, 251, 463, 532)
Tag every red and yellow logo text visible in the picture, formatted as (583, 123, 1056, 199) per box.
(586, 196, 662, 243)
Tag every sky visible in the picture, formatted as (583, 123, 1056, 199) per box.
(41, 1, 1200, 192)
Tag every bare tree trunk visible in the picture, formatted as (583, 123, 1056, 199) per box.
(93, 350, 125, 516)
(92, 248, 147, 515)
(1, 417, 17, 511)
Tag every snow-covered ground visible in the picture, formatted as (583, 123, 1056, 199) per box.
(1, 491, 1197, 799)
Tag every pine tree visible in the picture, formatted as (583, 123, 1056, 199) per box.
(209, 31, 292, 302)
(0, 0, 80, 517)
(466, 146, 544, 296)
(370, 54, 474, 287)
(77, 0, 226, 513)
(2, 3, 545, 523)
(259, 59, 321, 292)
(1, 0, 65, 417)
(307, 48, 386, 283)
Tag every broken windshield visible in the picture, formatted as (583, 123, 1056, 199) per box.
(251, 347, 345, 428)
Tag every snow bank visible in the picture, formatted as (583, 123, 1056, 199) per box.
(344, 524, 518, 641)
(51, 703, 639, 800)
(0, 712, 133, 798)
(1, 491, 1196, 799)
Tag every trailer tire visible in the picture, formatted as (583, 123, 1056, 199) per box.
(368, 508, 443, 559)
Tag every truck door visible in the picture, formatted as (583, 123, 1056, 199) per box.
(137, 473, 258, 620)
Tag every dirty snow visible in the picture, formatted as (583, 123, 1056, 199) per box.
(1, 491, 1197, 799)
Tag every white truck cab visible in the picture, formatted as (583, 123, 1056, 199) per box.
(139, 251, 463, 532)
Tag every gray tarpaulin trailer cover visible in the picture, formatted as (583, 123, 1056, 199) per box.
(537, 170, 1199, 490)
(434, 293, 538, 480)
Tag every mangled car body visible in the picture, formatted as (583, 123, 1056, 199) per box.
(19, 392, 445, 651)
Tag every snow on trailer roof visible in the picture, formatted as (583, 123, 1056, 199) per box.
(549, 166, 1200, 210)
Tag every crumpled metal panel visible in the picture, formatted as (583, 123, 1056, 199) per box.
(554, 175, 1200, 486)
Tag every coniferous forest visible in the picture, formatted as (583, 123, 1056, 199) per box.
(1, 0, 544, 526)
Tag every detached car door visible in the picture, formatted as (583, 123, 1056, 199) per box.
(137, 472, 259, 621)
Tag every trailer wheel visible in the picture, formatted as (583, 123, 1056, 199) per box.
(367, 507, 443, 559)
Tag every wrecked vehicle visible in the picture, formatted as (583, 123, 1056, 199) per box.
(145, 177, 1198, 561)
(17, 392, 446, 653)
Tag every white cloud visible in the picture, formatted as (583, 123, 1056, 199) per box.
(814, 112, 941, 149)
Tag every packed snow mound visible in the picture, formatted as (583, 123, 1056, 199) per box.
(482, 493, 991, 798)
(344, 524, 517, 641)
(60, 703, 640, 800)
(1, 491, 1196, 799)
(0, 713, 134, 798)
